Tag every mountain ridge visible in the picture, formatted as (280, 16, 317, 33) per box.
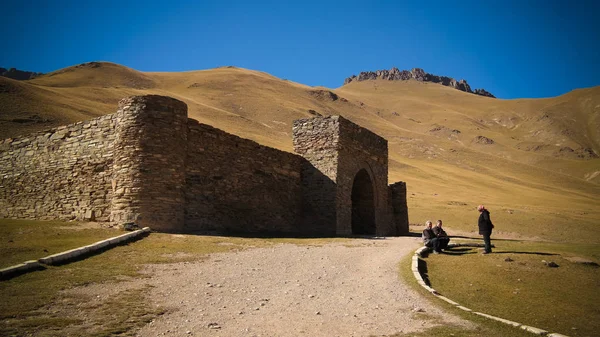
(344, 67, 496, 98)
(0, 67, 43, 81)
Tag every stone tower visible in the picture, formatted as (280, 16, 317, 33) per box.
(110, 95, 188, 232)
(293, 116, 394, 236)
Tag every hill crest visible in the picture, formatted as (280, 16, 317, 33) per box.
(344, 67, 495, 98)
(0, 67, 43, 81)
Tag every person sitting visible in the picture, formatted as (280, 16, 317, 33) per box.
(432, 219, 450, 251)
(422, 220, 442, 253)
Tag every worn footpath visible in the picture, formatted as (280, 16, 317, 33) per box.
(135, 236, 471, 337)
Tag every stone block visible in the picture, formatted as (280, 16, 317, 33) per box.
(456, 305, 472, 312)
(473, 312, 521, 327)
(520, 325, 548, 335)
(435, 295, 459, 306)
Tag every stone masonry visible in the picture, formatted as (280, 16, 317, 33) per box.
(0, 95, 409, 236)
(293, 116, 392, 236)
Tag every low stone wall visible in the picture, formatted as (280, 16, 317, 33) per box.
(185, 121, 306, 235)
(0, 114, 118, 221)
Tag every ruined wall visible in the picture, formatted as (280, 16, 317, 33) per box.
(292, 116, 339, 235)
(336, 117, 392, 236)
(110, 96, 188, 232)
(0, 115, 118, 221)
(293, 116, 394, 236)
(389, 181, 409, 235)
(0, 94, 408, 236)
(185, 121, 305, 235)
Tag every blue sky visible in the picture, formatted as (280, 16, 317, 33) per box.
(2, 0, 599, 99)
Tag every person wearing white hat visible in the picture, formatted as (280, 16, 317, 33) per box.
(477, 205, 494, 254)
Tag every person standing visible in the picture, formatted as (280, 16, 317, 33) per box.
(477, 205, 494, 254)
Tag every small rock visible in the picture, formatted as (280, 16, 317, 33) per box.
(207, 323, 221, 329)
(547, 261, 559, 268)
(122, 222, 139, 231)
(315, 311, 321, 315)
(504, 257, 514, 262)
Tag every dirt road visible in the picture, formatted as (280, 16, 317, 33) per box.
(133, 236, 471, 336)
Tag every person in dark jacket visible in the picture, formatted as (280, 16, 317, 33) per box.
(477, 205, 494, 254)
(433, 219, 450, 250)
(422, 220, 442, 253)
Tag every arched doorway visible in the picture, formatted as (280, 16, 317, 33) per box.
(351, 169, 375, 235)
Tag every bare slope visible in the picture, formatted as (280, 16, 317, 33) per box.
(0, 62, 598, 242)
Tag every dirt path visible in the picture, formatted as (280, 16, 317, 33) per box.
(134, 236, 471, 337)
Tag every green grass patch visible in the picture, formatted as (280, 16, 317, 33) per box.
(0, 219, 120, 268)
(422, 241, 600, 337)
(397, 252, 532, 337)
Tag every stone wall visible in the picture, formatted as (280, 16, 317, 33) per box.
(389, 181, 409, 235)
(0, 95, 409, 236)
(185, 121, 306, 235)
(110, 96, 188, 232)
(293, 116, 397, 236)
(0, 114, 118, 221)
(337, 117, 392, 236)
(292, 116, 339, 235)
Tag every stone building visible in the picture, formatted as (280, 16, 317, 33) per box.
(0, 95, 409, 236)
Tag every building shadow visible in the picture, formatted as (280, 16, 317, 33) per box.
(417, 258, 431, 286)
(450, 235, 524, 242)
(441, 247, 478, 256)
(404, 232, 423, 238)
(492, 251, 559, 256)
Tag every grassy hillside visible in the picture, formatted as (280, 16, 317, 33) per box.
(1, 62, 598, 244)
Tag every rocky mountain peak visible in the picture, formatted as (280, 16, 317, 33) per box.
(344, 67, 495, 98)
(0, 67, 43, 81)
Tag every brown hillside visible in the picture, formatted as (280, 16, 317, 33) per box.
(0, 62, 598, 243)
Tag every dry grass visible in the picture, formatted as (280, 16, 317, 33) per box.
(414, 239, 600, 337)
(397, 252, 533, 337)
(0, 219, 120, 269)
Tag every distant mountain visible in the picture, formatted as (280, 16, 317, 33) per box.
(344, 67, 495, 98)
(0, 67, 43, 80)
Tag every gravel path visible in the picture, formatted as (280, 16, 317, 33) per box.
(135, 237, 471, 337)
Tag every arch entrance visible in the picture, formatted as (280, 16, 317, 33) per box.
(351, 169, 376, 235)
